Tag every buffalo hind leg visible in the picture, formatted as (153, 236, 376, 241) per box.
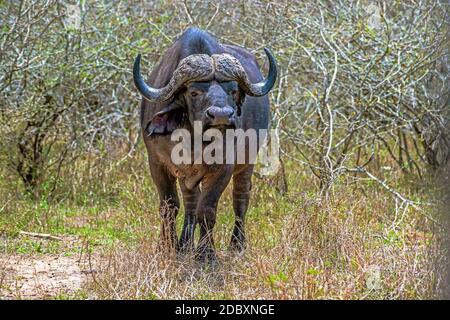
(230, 165, 253, 252)
(149, 163, 179, 252)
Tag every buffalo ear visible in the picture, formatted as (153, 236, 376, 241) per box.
(146, 100, 185, 136)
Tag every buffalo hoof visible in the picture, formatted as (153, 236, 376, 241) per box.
(156, 238, 178, 255)
(229, 234, 246, 253)
(176, 240, 195, 256)
(195, 246, 218, 266)
(229, 242, 245, 254)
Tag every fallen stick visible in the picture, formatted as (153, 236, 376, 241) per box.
(19, 231, 63, 241)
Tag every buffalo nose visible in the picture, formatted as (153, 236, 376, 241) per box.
(206, 106, 235, 124)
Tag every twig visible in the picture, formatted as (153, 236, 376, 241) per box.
(182, 0, 194, 24)
(205, 3, 220, 29)
(346, 167, 439, 224)
(19, 231, 63, 241)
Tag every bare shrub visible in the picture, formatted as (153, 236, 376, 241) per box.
(0, 1, 155, 197)
(1, 1, 448, 198)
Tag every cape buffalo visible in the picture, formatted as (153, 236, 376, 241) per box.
(133, 27, 277, 262)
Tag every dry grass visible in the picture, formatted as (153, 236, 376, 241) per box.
(79, 158, 438, 300)
(0, 149, 440, 299)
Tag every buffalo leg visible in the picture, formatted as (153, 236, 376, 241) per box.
(149, 162, 179, 251)
(178, 181, 200, 252)
(196, 166, 233, 262)
(230, 165, 253, 252)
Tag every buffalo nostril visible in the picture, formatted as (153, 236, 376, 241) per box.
(206, 109, 215, 119)
(206, 106, 235, 124)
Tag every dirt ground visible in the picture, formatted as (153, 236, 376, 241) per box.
(0, 234, 98, 300)
(0, 253, 87, 299)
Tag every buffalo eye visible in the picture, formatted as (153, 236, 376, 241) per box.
(229, 89, 239, 100)
(188, 89, 203, 98)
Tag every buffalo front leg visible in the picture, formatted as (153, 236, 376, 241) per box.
(149, 163, 179, 252)
(196, 166, 233, 263)
(230, 165, 253, 252)
(178, 181, 200, 253)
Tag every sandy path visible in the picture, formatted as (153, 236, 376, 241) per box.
(0, 252, 90, 299)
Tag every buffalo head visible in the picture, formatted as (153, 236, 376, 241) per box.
(133, 49, 277, 133)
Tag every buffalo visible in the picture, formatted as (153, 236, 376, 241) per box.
(133, 27, 277, 262)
